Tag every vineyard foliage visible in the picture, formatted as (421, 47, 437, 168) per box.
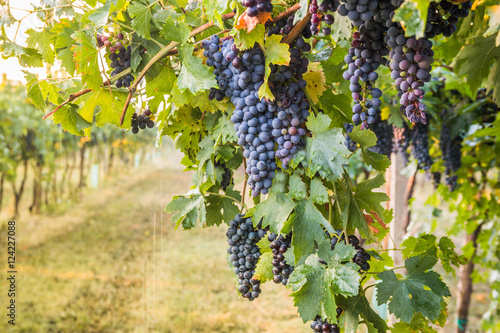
(1, 0, 500, 331)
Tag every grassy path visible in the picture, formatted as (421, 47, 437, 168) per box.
(0, 153, 309, 333)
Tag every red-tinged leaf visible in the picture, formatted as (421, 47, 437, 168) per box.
(235, 10, 271, 32)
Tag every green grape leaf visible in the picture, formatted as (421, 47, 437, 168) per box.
(0, 2, 15, 25)
(289, 172, 308, 200)
(165, 188, 206, 230)
(331, 12, 352, 41)
(310, 178, 329, 204)
(293, 0, 309, 24)
(129, 1, 153, 39)
(401, 234, 437, 259)
(72, 30, 102, 91)
(53, 104, 90, 136)
(254, 237, 274, 283)
(363, 149, 391, 172)
(437, 237, 467, 277)
(393, 0, 430, 39)
(205, 187, 241, 227)
(353, 174, 389, 227)
(454, 35, 500, 101)
(258, 34, 290, 100)
(203, 0, 229, 27)
(93, 90, 133, 128)
(81, 1, 111, 26)
(145, 62, 176, 111)
(250, 187, 295, 233)
(177, 43, 217, 94)
(349, 124, 377, 148)
(212, 111, 238, 144)
(349, 125, 390, 171)
(288, 199, 333, 260)
(254, 251, 274, 282)
(288, 254, 338, 323)
(291, 113, 350, 182)
(288, 251, 360, 323)
(376, 255, 451, 323)
(24, 71, 45, 110)
(338, 293, 389, 333)
(162, 16, 191, 43)
(231, 23, 265, 50)
(26, 28, 54, 64)
(319, 89, 352, 128)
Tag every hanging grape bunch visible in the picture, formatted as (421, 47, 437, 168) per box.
(131, 109, 154, 134)
(410, 122, 433, 170)
(240, 0, 273, 17)
(425, 1, 472, 38)
(226, 214, 267, 301)
(309, 307, 344, 333)
(268, 233, 293, 285)
(309, 0, 339, 35)
(97, 29, 135, 88)
(214, 158, 233, 191)
(203, 32, 311, 194)
(343, 29, 385, 128)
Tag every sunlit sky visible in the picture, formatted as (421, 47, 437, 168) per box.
(1, 0, 54, 83)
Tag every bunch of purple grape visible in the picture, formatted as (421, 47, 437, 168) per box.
(226, 214, 267, 301)
(309, 0, 339, 35)
(268, 233, 293, 285)
(241, 0, 273, 17)
(109, 45, 135, 88)
(309, 307, 343, 333)
(131, 109, 154, 134)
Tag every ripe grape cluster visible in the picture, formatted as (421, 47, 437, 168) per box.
(203, 36, 277, 196)
(240, 0, 273, 17)
(268, 233, 293, 285)
(131, 109, 154, 134)
(309, 308, 343, 333)
(330, 230, 371, 272)
(215, 158, 232, 191)
(386, 27, 432, 124)
(268, 37, 310, 169)
(410, 122, 433, 171)
(440, 123, 462, 191)
(203, 33, 311, 194)
(338, 0, 471, 125)
(425, 1, 472, 38)
(109, 45, 135, 88)
(343, 19, 387, 128)
(309, 0, 339, 35)
(226, 214, 266, 301)
(338, 0, 380, 27)
(370, 117, 393, 157)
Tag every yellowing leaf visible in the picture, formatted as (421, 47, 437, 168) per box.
(258, 34, 290, 100)
(303, 62, 326, 104)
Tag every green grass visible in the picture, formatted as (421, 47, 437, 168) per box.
(0, 153, 309, 333)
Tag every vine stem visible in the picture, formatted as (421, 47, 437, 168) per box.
(282, 13, 312, 45)
(118, 12, 236, 126)
(348, 146, 360, 158)
(43, 69, 131, 119)
(270, 3, 301, 23)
